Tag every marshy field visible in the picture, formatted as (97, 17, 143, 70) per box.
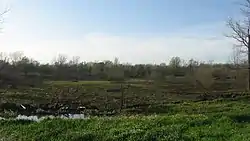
(1, 79, 250, 141)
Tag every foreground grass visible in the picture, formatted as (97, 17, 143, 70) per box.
(1, 99, 250, 141)
(0, 114, 249, 141)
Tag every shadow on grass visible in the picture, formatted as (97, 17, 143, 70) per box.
(230, 114, 250, 123)
(0, 119, 34, 126)
(124, 104, 176, 115)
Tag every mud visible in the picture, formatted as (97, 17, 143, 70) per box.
(0, 102, 86, 116)
(0, 100, 120, 117)
(0, 91, 247, 117)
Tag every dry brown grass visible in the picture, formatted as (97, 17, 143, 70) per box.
(194, 65, 214, 91)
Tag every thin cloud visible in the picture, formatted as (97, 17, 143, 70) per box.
(0, 16, 236, 64)
(0, 31, 234, 64)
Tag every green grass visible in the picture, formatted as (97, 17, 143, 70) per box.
(1, 99, 250, 141)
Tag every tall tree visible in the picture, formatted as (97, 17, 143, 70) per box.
(0, 9, 9, 72)
(227, 0, 250, 90)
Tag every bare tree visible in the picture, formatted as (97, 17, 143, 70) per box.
(230, 46, 244, 80)
(230, 45, 246, 67)
(53, 54, 68, 66)
(0, 52, 9, 62)
(114, 57, 119, 65)
(9, 51, 24, 65)
(69, 56, 80, 65)
(0, 9, 9, 72)
(227, 0, 250, 90)
(0, 52, 9, 69)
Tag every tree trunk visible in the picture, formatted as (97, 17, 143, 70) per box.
(120, 84, 124, 112)
(248, 33, 250, 90)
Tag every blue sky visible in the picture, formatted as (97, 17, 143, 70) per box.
(0, 0, 240, 64)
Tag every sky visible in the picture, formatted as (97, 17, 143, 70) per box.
(0, 0, 242, 64)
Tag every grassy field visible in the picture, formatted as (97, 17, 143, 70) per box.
(1, 99, 250, 140)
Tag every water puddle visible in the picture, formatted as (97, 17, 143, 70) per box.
(1, 114, 86, 122)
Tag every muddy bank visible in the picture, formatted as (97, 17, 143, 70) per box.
(0, 102, 115, 117)
(0, 91, 248, 117)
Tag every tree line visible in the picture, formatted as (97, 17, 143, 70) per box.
(0, 51, 247, 85)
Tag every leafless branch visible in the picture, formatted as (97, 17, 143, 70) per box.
(0, 8, 9, 20)
(0, 8, 9, 32)
(0, 9, 9, 17)
(227, 19, 248, 47)
(239, 0, 250, 8)
(0, 9, 10, 73)
(227, 0, 250, 48)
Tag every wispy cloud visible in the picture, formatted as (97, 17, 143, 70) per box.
(0, 20, 235, 64)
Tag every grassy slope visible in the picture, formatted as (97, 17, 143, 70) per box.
(1, 99, 250, 141)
